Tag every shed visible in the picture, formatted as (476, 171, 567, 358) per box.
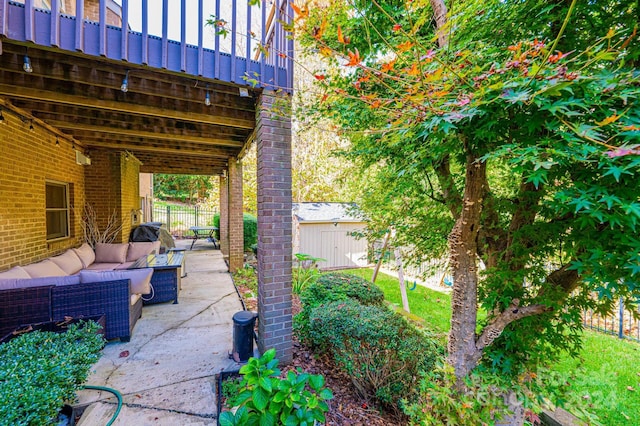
(293, 203, 369, 269)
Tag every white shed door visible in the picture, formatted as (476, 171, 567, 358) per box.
(320, 230, 361, 268)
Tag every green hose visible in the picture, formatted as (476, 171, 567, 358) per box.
(82, 385, 123, 426)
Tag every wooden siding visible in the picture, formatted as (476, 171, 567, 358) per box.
(297, 223, 369, 269)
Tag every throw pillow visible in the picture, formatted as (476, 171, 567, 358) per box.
(94, 243, 128, 264)
(126, 241, 161, 262)
(0, 266, 30, 279)
(73, 243, 96, 268)
(50, 250, 84, 275)
(22, 260, 68, 278)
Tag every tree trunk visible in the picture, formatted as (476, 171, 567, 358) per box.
(446, 155, 486, 381)
(394, 247, 410, 313)
(429, 0, 449, 48)
(372, 232, 390, 284)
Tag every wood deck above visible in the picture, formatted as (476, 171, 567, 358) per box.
(0, 0, 293, 175)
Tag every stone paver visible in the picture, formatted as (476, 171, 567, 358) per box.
(77, 241, 244, 425)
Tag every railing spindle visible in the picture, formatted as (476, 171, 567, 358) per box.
(231, 0, 237, 82)
(197, 0, 203, 76)
(142, 0, 148, 65)
(99, 0, 106, 56)
(214, 0, 221, 79)
(180, 0, 186, 72)
(161, 0, 168, 69)
(260, 0, 266, 79)
(24, 0, 34, 42)
(121, 0, 129, 61)
(246, 1, 251, 80)
(50, 0, 60, 47)
(75, 0, 84, 51)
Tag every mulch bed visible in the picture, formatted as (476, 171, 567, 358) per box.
(230, 279, 402, 425)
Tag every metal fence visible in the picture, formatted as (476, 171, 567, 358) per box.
(151, 205, 218, 237)
(583, 298, 640, 343)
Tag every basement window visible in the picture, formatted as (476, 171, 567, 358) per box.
(46, 181, 70, 241)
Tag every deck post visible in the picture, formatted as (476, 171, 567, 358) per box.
(256, 90, 293, 362)
(228, 157, 244, 273)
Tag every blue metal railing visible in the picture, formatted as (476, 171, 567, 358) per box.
(0, 0, 294, 91)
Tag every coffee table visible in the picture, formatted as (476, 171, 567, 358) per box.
(130, 251, 184, 305)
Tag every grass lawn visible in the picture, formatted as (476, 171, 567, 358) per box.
(337, 268, 640, 426)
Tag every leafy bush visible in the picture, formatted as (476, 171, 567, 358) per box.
(0, 321, 104, 425)
(219, 348, 333, 426)
(307, 300, 442, 410)
(211, 213, 257, 252)
(295, 272, 384, 343)
(232, 266, 258, 294)
(243, 213, 257, 252)
(292, 253, 325, 294)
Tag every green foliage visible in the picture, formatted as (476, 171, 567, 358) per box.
(292, 253, 325, 294)
(307, 299, 443, 409)
(243, 213, 257, 252)
(154, 174, 213, 203)
(219, 349, 333, 426)
(295, 272, 384, 342)
(232, 266, 258, 294)
(0, 321, 105, 425)
(296, 0, 640, 380)
(210, 213, 258, 252)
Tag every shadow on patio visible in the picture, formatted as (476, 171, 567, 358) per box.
(76, 240, 244, 425)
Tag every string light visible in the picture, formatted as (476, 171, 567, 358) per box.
(29, 120, 34, 132)
(23, 55, 33, 73)
(55, 136, 60, 147)
(0, 108, 5, 125)
(121, 71, 129, 92)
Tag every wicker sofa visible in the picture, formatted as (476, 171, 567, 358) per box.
(0, 242, 159, 341)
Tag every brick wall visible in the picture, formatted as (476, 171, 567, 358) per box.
(256, 91, 293, 362)
(84, 150, 140, 244)
(219, 175, 229, 257)
(0, 108, 85, 270)
(228, 158, 244, 272)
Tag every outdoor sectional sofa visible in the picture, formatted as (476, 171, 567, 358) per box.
(0, 242, 160, 341)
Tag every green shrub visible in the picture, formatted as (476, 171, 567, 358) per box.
(211, 213, 257, 252)
(243, 213, 257, 252)
(308, 299, 443, 410)
(295, 272, 385, 343)
(0, 321, 105, 425)
(219, 348, 333, 426)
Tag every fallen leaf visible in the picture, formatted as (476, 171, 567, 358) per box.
(119, 350, 129, 358)
(627, 386, 635, 391)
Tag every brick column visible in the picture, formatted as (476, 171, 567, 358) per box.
(228, 157, 244, 273)
(219, 175, 229, 257)
(256, 91, 293, 362)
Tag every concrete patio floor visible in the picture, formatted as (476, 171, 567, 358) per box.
(77, 240, 245, 425)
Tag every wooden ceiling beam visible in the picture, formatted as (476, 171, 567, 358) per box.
(72, 135, 240, 155)
(46, 121, 245, 148)
(0, 84, 255, 129)
(81, 141, 235, 158)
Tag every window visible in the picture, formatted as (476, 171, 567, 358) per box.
(46, 181, 70, 240)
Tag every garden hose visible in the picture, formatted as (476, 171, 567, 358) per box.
(81, 385, 123, 426)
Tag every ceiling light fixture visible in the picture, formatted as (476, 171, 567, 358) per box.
(29, 120, 34, 132)
(23, 55, 33, 73)
(0, 108, 5, 125)
(205, 86, 211, 106)
(55, 136, 60, 147)
(121, 71, 129, 93)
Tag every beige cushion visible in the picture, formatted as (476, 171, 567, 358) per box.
(50, 250, 83, 275)
(85, 263, 121, 271)
(94, 243, 128, 264)
(23, 260, 67, 278)
(126, 241, 160, 262)
(79, 268, 153, 295)
(0, 275, 80, 290)
(73, 243, 96, 268)
(0, 266, 30, 279)
(131, 293, 142, 306)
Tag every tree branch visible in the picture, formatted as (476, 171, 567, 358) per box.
(433, 155, 463, 220)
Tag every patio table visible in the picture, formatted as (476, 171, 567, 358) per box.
(129, 251, 184, 304)
(188, 226, 219, 250)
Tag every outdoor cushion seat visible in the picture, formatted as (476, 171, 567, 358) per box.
(73, 243, 96, 269)
(114, 262, 136, 270)
(79, 269, 153, 295)
(95, 243, 129, 264)
(49, 250, 84, 275)
(85, 263, 123, 271)
(0, 275, 81, 290)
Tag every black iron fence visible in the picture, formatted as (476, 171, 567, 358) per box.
(151, 205, 217, 237)
(583, 298, 640, 343)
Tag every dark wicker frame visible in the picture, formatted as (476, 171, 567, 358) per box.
(0, 279, 142, 342)
(142, 269, 180, 305)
